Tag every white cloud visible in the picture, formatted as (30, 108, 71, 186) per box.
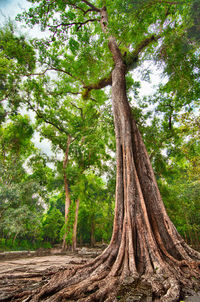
(0, 0, 48, 39)
(0, 0, 30, 23)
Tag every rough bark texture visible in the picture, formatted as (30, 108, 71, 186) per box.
(72, 199, 80, 251)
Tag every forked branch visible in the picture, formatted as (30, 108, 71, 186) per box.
(82, 34, 161, 94)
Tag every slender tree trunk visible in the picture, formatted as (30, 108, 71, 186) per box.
(62, 136, 71, 251)
(72, 199, 79, 252)
(12, 232, 19, 245)
(90, 216, 95, 248)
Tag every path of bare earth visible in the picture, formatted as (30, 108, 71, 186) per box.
(0, 248, 199, 302)
(0, 248, 102, 301)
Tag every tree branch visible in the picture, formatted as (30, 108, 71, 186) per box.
(69, 3, 87, 14)
(47, 90, 80, 97)
(82, 35, 161, 93)
(70, 102, 83, 118)
(108, 37, 124, 66)
(135, 35, 160, 56)
(156, 0, 183, 4)
(126, 34, 161, 71)
(80, 0, 101, 12)
(84, 8, 97, 15)
(83, 73, 112, 97)
(141, 0, 183, 10)
(24, 67, 84, 84)
(49, 18, 98, 32)
(24, 68, 72, 78)
(26, 100, 69, 135)
(68, 3, 97, 15)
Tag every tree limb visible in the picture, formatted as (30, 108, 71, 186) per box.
(108, 37, 124, 66)
(47, 90, 80, 97)
(24, 67, 84, 84)
(49, 18, 99, 32)
(141, 0, 184, 10)
(126, 34, 161, 71)
(70, 102, 83, 118)
(83, 35, 160, 93)
(26, 100, 69, 135)
(80, 0, 101, 12)
(69, 3, 87, 14)
(24, 68, 72, 78)
(157, 0, 183, 4)
(83, 73, 112, 97)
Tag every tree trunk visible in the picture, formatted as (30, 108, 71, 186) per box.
(72, 199, 79, 252)
(62, 136, 71, 251)
(12, 232, 19, 245)
(90, 215, 95, 248)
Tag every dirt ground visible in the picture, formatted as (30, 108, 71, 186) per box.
(0, 250, 94, 301)
(0, 254, 88, 275)
(0, 250, 199, 302)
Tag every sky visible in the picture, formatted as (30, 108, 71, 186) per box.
(0, 0, 29, 23)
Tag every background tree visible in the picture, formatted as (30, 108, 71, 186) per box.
(77, 173, 114, 247)
(0, 115, 45, 249)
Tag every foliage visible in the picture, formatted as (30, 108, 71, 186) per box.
(77, 173, 114, 245)
(0, 21, 36, 117)
(0, 116, 46, 248)
(42, 207, 64, 244)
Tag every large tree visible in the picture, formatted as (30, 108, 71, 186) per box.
(12, 0, 200, 301)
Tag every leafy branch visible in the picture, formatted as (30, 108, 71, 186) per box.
(49, 18, 99, 33)
(26, 99, 69, 135)
(24, 67, 84, 84)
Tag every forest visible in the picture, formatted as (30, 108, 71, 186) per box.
(0, 0, 200, 301)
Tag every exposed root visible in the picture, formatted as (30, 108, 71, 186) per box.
(179, 259, 200, 270)
(160, 278, 180, 302)
(1, 254, 199, 302)
(21, 251, 199, 302)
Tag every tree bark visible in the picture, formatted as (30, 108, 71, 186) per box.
(12, 231, 19, 245)
(72, 199, 79, 252)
